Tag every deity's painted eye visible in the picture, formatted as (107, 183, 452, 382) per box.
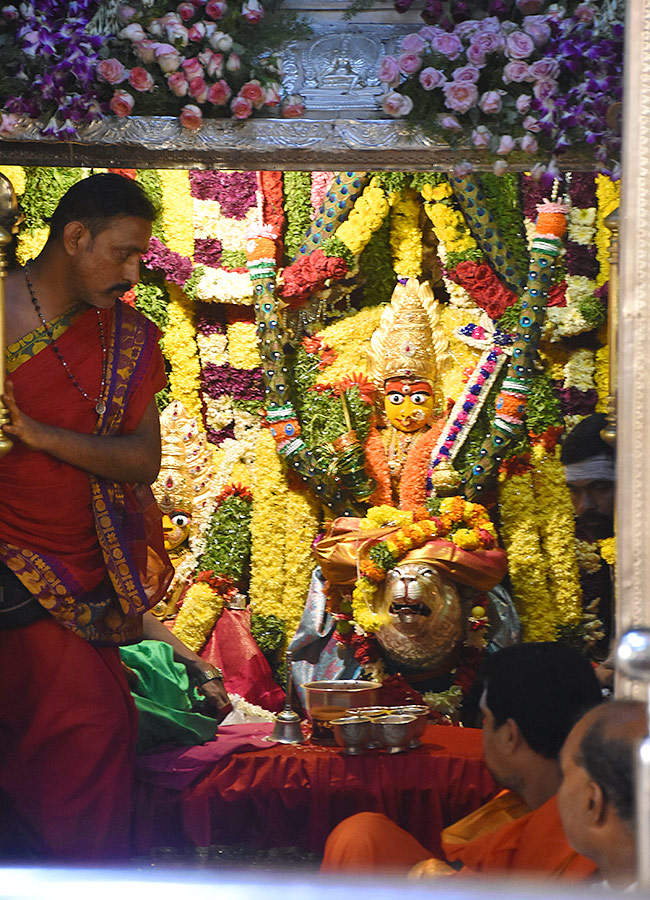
(386, 391, 405, 405)
(171, 513, 190, 528)
(411, 392, 431, 405)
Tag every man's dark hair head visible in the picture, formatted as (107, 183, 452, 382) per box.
(578, 700, 646, 825)
(484, 642, 602, 759)
(561, 413, 614, 466)
(48, 174, 157, 240)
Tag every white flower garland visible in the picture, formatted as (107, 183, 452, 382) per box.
(195, 266, 254, 304)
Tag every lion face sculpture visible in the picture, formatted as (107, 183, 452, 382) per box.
(374, 561, 463, 673)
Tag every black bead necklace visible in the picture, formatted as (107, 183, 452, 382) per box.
(24, 262, 108, 417)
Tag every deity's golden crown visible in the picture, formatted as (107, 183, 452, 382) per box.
(152, 401, 217, 534)
(367, 277, 448, 390)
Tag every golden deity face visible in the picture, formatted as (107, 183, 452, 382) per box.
(161, 509, 191, 551)
(384, 378, 434, 433)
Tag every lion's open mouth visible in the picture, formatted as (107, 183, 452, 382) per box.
(389, 602, 431, 618)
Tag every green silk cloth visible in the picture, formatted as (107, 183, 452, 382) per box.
(120, 640, 219, 753)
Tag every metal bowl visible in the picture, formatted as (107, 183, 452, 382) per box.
(374, 714, 417, 753)
(395, 705, 430, 747)
(303, 680, 380, 744)
(333, 716, 372, 755)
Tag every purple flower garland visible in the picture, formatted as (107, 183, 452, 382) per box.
(189, 171, 258, 220)
(201, 363, 265, 402)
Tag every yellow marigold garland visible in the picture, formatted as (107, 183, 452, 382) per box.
(594, 345, 609, 412)
(163, 284, 202, 419)
(498, 469, 556, 641)
(389, 188, 422, 278)
(172, 582, 225, 653)
(314, 305, 384, 385)
(439, 306, 483, 401)
(227, 321, 261, 369)
(595, 175, 620, 288)
(159, 169, 194, 258)
(530, 443, 582, 626)
(15, 227, 49, 267)
(335, 177, 390, 256)
(422, 182, 478, 256)
(281, 487, 320, 641)
(0, 165, 25, 196)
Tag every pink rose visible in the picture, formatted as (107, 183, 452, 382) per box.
(96, 58, 128, 85)
(522, 15, 552, 47)
(207, 78, 231, 106)
(264, 82, 282, 107)
(109, 89, 135, 117)
(167, 71, 189, 97)
(378, 56, 400, 85)
(466, 43, 486, 67)
(164, 21, 189, 45)
(479, 90, 503, 114)
(493, 160, 508, 175)
(188, 22, 207, 41)
(432, 32, 463, 61)
(155, 44, 182, 73)
(418, 67, 446, 91)
(206, 51, 224, 78)
(502, 60, 530, 84)
(496, 134, 515, 155)
(529, 58, 560, 80)
(443, 81, 478, 114)
(231, 95, 254, 119)
(455, 21, 479, 40)
(117, 5, 136, 24)
(419, 26, 442, 42)
(176, 2, 195, 21)
(381, 91, 413, 118)
(0, 112, 18, 133)
(134, 39, 157, 63)
(438, 113, 462, 132)
(128, 67, 155, 92)
(522, 115, 542, 132)
(281, 94, 306, 118)
(453, 161, 474, 177)
(242, 0, 264, 24)
(476, 16, 501, 33)
(147, 18, 164, 37)
(574, 3, 595, 23)
(188, 76, 208, 103)
(532, 78, 558, 102)
(120, 23, 146, 42)
(516, 93, 532, 114)
(226, 53, 241, 73)
(240, 79, 265, 108)
(180, 103, 203, 129)
(401, 33, 426, 53)
(452, 65, 480, 83)
(505, 31, 535, 60)
(182, 57, 203, 79)
(471, 125, 492, 149)
(472, 30, 504, 54)
(210, 31, 233, 52)
(520, 133, 538, 154)
(398, 52, 422, 76)
(206, 0, 227, 19)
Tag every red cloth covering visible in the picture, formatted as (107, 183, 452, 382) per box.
(0, 617, 138, 860)
(199, 608, 285, 712)
(162, 724, 495, 856)
(0, 303, 165, 602)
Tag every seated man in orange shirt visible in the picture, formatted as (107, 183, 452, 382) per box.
(322, 642, 602, 880)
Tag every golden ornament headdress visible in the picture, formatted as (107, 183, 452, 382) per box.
(366, 278, 448, 391)
(152, 401, 218, 537)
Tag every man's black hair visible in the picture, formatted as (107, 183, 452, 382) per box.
(484, 642, 602, 759)
(48, 173, 157, 240)
(578, 701, 644, 825)
(560, 413, 614, 466)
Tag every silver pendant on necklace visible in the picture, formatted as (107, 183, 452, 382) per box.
(95, 400, 107, 416)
